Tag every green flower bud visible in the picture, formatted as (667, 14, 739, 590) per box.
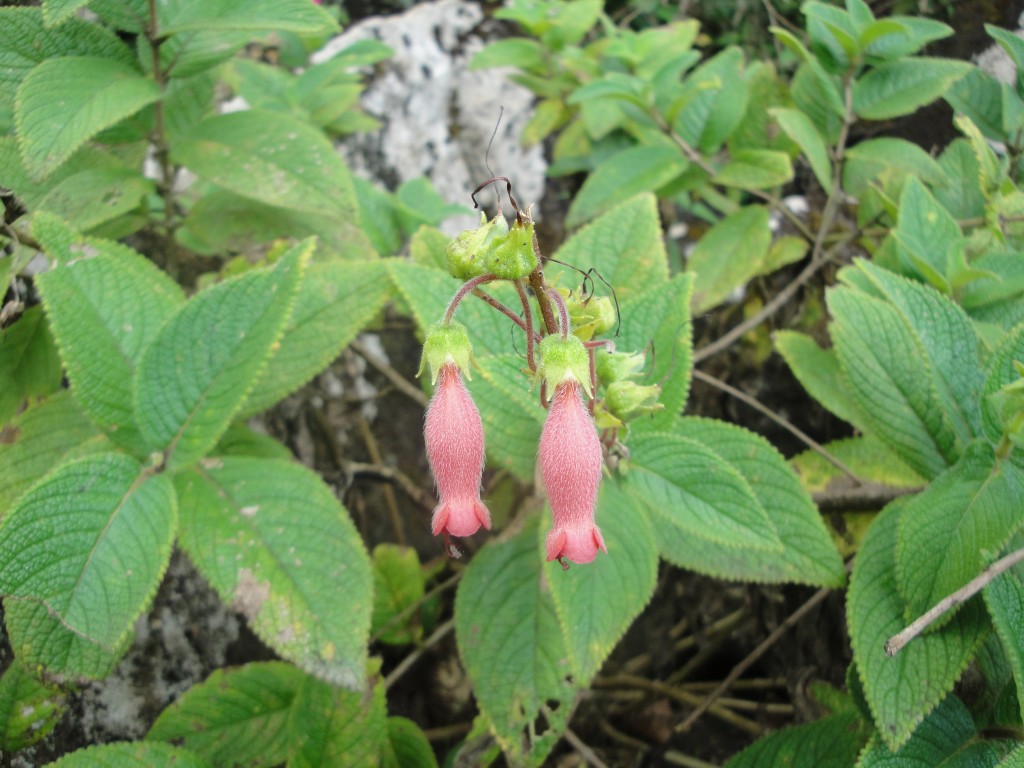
(445, 213, 509, 280)
(418, 321, 474, 384)
(484, 220, 538, 280)
(538, 334, 592, 397)
(604, 380, 664, 422)
(566, 294, 616, 340)
(596, 350, 646, 384)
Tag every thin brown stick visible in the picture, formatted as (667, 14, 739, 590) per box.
(384, 617, 454, 689)
(370, 571, 460, 643)
(885, 546, 1024, 656)
(357, 413, 405, 545)
(675, 586, 832, 733)
(692, 369, 862, 483)
(349, 338, 427, 407)
(563, 727, 611, 768)
(664, 751, 720, 768)
(812, 483, 921, 513)
(345, 460, 435, 511)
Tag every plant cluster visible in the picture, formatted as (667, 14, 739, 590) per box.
(0, 0, 1023, 766)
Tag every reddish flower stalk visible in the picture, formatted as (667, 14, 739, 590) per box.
(424, 362, 491, 538)
(540, 378, 607, 566)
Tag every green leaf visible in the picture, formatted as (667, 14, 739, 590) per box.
(134, 242, 308, 470)
(455, 517, 576, 764)
(713, 149, 793, 190)
(0, 305, 62, 424)
(371, 544, 426, 645)
(16, 56, 160, 180)
(148, 662, 304, 768)
(934, 139, 985, 221)
(46, 742, 213, 768)
(688, 205, 772, 312)
(160, 0, 337, 35)
(175, 457, 372, 688)
(565, 146, 686, 229)
(171, 110, 358, 218)
(616, 273, 694, 431)
(848, 500, 987, 751)
(286, 668, 387, 768)
(828, 285, 958, 480)
(673, 47, 749, 153)
(0, 391, 109, 518)
(791, 59, 845, 141)
(35, 167, 153, 231)
(35, 220, 184, 453)
(42, 0, 91, 26)
(861, 16, 953, 60)
(625, 430, 783, 554)
(660, 418, 845, 586)
(792, 435, 923, 496)
(0, 453, 177, 667)
(982, 325, 1024, 446)
(0, 8, 135, 93)
(945, 67, 1012, 143)
(852, 58, 972, 120)
(239, 260, 390, 416)
(858, 692, 1011, 767)
(843, 137, 949, 197)
(213, 423, 294, 461)
(849, 261, 984, 444)
(775, 330, 862, 427)
(469, 354, 546, 482)
(552, 193, 670, 301)
(382, 717, 438, 768)
(896, 442, 1024, 623)
(891, 178, 964, 291)
(724, 712, 865, 768)
(984, 536, 1024, 724)
(770, 107, 833, 190)
(0, 659, 66, 750)
(546, 481, 658, 687)
(469, 38, 546, 72)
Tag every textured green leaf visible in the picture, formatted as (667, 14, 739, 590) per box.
(792, 435, 923, 494)
(565, 146, 686, 229)
(0, 453, 176, 665)
(848, 500, 987, 751)
(160, 0, 337, 35)
(852, 58, 972, 120)
(892, 178, 964, 291)
(469, 354, 546, 482)
(0, 8, 135, 92)
(673, 47, 748, 153)
(0, 391, 109, 519)
(844, 138, 949, 196)
(42, 0, 91, 26)
(934, 139, 986, 221)
(287, 668, 387, 768)
(551, 193, 669, 301)
(790, 59, 844, 141)
(617, 273, 694, 431)
(1002, 744, 1024, 767)
(382, 717, 438, 768)
(897, 442, 1024, 623)
(176, 457, 372, 688)
(850, 261, 983, 444)
(134, 242, 308, 470)
(770, 106, 833, 189)
(725, 712, 865, 768)
(659, 418, 846, 586)
(626, 430, 782, 553)
(688, 205, 772, 312)
(16, 56, 160, 180)
(829, 285, 958, 480)
(775, 330, 862, 427)
(36, 219, 184, 453)
(0, 659, 66, 750)
(371, 544, 426, 645)
(239, 260, 389, 416)
(714, 149, 794, 190)
(455, 518, 576, 764)
(212, 423, 294, 461)
(982, 325, 1024, 446)
(172, 111, 358, 218)
(0, 305, 62, 424)
(469, 38, 546, 71)
(945, 67, 1012, 143)
(47, 742, 213, 768)
(546, 481, 658, 687)
(861, 16, 953, 60)
(858, 693, 1011, 767)
(984, 535, 1024, 725)
(148, 662, 303, 768)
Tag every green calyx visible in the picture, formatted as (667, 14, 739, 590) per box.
(604, 380, 664, 422)
(418, 321, 474, 383)
(566, 293, 616, 340)
(445, 215, 538, 281)
(538, 334, 591, 397)
(596, 350, 645, 383)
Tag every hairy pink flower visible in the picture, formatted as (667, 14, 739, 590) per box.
(424, 362, 491, 538)
(540, 379, 607, 565)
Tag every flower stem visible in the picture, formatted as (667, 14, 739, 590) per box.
(514, 278, 537, 371)
(443, 274, 497, 325)
(545, 288, 570, 339)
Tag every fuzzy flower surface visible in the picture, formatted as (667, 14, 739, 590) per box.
(424, 362, 491, 538)
(539, 378, 607, 565)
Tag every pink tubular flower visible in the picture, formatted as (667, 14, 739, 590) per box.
(540, 379, 607, 565)
(424, 362, 491, 538)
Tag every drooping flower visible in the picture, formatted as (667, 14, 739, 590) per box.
(423, 361, 491, 538)
(539, 377, 607, 566)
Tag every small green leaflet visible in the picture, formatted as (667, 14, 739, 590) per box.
(775, 330, 863, 428)
(46, 742, 212, 768)
(984, 533, 1024, 726)
(688, 205, 772, 313)
(0, 659, 66, 751)
(852, 58, 972, 121)
(770, 107, 833, 189)
(724, 712, 865, 768)
(371, 544, 426, 645)
(0, 304, 62, 425)
(41, 0, 91, 27)
(159, 0, 337, 36)
(713, 149, 793, 190)
(382, 717, 438, 768)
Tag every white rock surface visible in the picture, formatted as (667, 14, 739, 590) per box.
(313, 0, 547, 231)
